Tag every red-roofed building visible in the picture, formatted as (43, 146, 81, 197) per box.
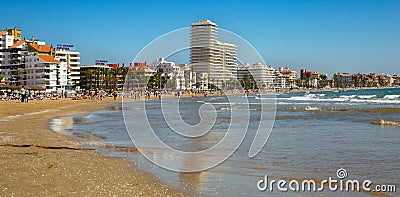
(8, 40, 26, 49)
(25, 53, 64, 92)
(28, 42, 56, 56)
(0, 39, 28, 85)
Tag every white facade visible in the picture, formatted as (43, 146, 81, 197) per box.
(278, 67, 297, 89)
(274, 71, 286, 89)
(150, 57, 177, 74)
(58, 61, 69, 92)
(246, 63, 276, 90)
(190, 20, 238, 89)
(0, 40, 28, 84)
(55, 49, 80, 90)
(25, 53, 59, 92)
(0, 33, 14, 50)
(150, 57, 186, 90)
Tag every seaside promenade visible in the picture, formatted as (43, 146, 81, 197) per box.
(0, 98, 186, 196)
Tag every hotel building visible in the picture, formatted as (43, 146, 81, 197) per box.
(278, 67, 298, 89)
(25, 53, 61, 92)
(190, 20, 238, 90)
(55, 49, 81, 90)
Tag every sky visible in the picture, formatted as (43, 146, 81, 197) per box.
(2, 0, 399, 76)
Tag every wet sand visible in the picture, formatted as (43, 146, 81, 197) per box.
(0, 98, 186, 196)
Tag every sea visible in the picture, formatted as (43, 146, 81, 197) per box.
(50, 88, 400, 196)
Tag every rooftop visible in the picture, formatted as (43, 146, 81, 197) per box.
(0, 30, 8, 36)
(37, 54, 60, 63)
(192, 20, 217, 27)
(9, 40, 26, 49)
(29, 43, 54, 53)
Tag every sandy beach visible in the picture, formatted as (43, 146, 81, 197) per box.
(0, 98, 186, 196)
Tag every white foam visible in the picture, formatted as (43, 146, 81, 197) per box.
(339, 95, 357, 99)
(383, 95, 400, 99)
(358, 95, 376, 99)
(349, 99, 400, 104)
(377, 119, 400, 126)
(284, 97, 348, 102)
(304, 106, 321, 111)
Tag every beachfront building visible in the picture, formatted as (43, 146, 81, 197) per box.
(274, 71, 286, 89)
(237, 65, 256, 89)
(300, 69, 328, 88)
(0, 30, 14, 49)
(24, 53, 61, 92)
(55, 48, 80, 90)
(0, 39, 28, 85)
(392, 75, 400, 86)
(246, 63, 276, 90)
(0, 30, 15, 81)
(79, 64, 111, 91)
(150, 57, 178, 75)
(28, 39, 56, 56)
(190, 19, 238, 90)
(278, 67, 297, 89)
(238, 63, 285, 90)
(179, 64, 196, 90)
(7, 27, 22, 44)
(149, 57, 185, 90)
(333, 72, 352, 88)
(128, 62, 155, 90)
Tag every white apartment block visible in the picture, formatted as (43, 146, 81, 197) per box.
(278, 67, 297, 89)
(246, 63, 276, 90)
(55, 49, 80, 90)
(25, 53, 60, 92)
(149, 57, 186, 90)
(150, 57, 177, 74)
(0, 40, 28, 84)
(0, 30, 14, 50)
(190, 20, 238, 90)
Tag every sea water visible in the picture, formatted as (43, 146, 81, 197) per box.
(52, 88, 400, 196)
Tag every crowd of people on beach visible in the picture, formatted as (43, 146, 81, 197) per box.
(0, 88, 62, 101)
(0, 87, 120, 102)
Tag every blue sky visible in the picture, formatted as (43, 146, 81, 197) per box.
(2, 0, 399, 76)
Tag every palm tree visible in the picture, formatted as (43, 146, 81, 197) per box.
(0, 73, 4, 83)
(84, 69, 95, 90)
(10, 70, 23, 86)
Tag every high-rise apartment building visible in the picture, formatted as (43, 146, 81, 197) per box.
(55, 49, 81, 90)
(190, 20, 238, 89)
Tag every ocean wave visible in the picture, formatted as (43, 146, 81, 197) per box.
(277, 95, 400, 104)
(304, 106, 321, 111)
(339, 95, 357, 99)
(220, 107, 258, 111)
(357, 95, 376, 99)
(373, 119, 400, 127)
(383, 95, 400, 99)
(284, 97, 349, 102)
(349, 99, 400, 104)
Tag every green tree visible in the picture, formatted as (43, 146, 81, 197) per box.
(84, 69, 95, 90)
(12, 70, 22, 86)
(147, 69, 163, 90)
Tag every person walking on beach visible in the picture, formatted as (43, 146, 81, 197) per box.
(113, 89, 118, 101)
(24, 91, 29, 102)
(20, 88, 26, 103)
(95, 88, 100, 102)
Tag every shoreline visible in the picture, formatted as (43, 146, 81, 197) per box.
(0, 98, 186, 196)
